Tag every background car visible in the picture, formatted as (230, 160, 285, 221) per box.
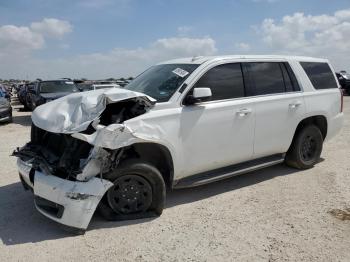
(26, 80, 78, 110)
(17, 82, 33, 110)
(79, 83, 120, 91)
(336, 71, 350, 94)
(17, 84, 26, 107)
(0, 92, 12, 123)
(0, 84, 11, 100)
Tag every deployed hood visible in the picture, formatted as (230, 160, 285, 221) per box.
(40, 92, 73, 100)
(32, 88, 156, 134)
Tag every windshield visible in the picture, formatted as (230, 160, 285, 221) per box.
(39, 81, 77, 93)
(124, 64, 199, 102)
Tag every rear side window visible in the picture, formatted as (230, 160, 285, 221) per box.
(246, 62, 285, 95)
(194, 63, 245, 101)
(300, 62, 338, 89)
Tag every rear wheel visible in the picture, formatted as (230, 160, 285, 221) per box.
(285, 125, 323, 169)
(99, 159, 166, 220)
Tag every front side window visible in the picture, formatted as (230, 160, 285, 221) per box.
(300, 62, 338, 90)
(125, 64, 199, 102)
(247, 62, 285, 95)
(193, 63, 245, 101)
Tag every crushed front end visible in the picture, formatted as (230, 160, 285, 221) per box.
(14, 125, 114, 231)
(13, 88, 156, 232)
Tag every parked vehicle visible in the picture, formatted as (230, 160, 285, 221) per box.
(26, 80, 78, 110)
(91, 83, 120, 90)
(79, 83, 120, 91)
(336, 71, 350, 94)
(17, 83, 34, 110)
(17, 84, 26, 104)
(14, 55, 343, 233)
(0, 85, 10, 100)
(0, 93, 12, 123)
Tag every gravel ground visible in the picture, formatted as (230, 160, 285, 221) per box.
(0, 98, 349, 262)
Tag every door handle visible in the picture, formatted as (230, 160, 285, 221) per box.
(289, 101, 302, 109)
(237, 108, 252, 117)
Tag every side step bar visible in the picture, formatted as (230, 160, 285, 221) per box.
(173, 154, 285, 189)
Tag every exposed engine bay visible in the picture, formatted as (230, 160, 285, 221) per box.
(13, 88, 156, 182)
(12, 88, 163, 231)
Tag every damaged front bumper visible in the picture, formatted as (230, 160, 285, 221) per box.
(17, 158, 113, 231)
(14, 89, 158, 231)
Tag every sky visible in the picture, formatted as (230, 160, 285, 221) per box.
(0, 0, 349, 80)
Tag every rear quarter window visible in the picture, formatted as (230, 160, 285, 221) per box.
(300, 62, 338, 90)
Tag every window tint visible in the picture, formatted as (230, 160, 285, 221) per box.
(194, 63, 245, 101)
(247, 62, 285, 95)
(300, 62, 338, 89)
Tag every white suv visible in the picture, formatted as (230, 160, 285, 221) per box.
(15, 55, 344, 232)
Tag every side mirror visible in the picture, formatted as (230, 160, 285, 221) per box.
(185, 87, 212, 105)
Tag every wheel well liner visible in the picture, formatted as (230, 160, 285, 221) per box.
(125, 143, 174, 188)
(294, 115, 328, 140)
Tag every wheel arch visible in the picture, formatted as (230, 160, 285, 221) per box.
(293, 115, 328, 143)
(121, 142, 175, 188)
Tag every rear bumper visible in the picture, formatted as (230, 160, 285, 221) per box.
(17, 158, 113, 230)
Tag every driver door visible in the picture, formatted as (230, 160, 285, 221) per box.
(178, 63, 255, 178)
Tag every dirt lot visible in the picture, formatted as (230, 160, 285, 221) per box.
(0, 99, 349, 262)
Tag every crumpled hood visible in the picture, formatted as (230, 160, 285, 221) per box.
(32, 88, 156, 134)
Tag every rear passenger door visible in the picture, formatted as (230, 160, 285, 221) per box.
(243, 62, 306, 158)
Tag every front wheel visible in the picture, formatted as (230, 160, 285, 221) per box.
(99, 159, 166, 221)
(285, 125, 323, 169)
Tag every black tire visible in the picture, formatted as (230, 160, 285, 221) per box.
(99, 159, 166, 221)
(285, 125, 323, 169)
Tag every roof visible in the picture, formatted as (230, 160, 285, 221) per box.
(159, 55, 329, 65)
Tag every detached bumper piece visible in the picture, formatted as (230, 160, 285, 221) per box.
(17, 158, 113, 232)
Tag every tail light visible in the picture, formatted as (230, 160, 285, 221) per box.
(340, 88, 344, 113)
